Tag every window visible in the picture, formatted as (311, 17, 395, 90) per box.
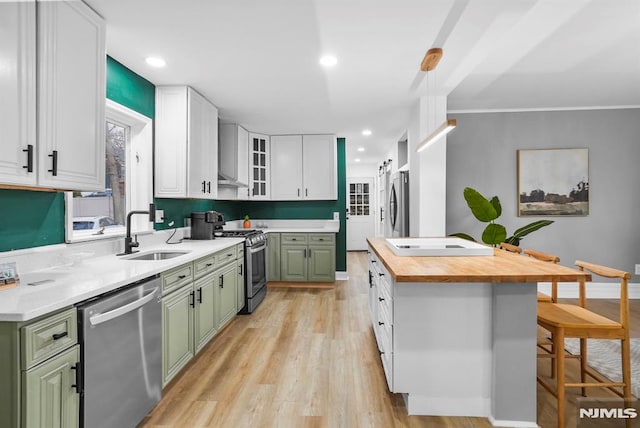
(349, 182, 370, 216)
(65, 100, 153, 242)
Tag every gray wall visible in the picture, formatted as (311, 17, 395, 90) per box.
(446, 108, 640, 278)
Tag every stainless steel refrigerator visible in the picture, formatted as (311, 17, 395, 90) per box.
(388, 170, 409, 237)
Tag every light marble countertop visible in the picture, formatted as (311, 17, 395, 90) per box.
(0, 218, 339, 322)
(0, 238, 243, 322)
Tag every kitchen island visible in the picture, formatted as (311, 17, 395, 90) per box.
(366, 237, 590, 428)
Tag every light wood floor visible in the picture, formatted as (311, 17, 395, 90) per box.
(140, 252, 639, 428)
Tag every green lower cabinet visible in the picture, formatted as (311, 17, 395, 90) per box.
(308, 244, 336, 282)
(194, 273, 217, 353)
(280, 244, 308, 281)
(267, 232, 281, 281)
(23, 345, 80, 428)
(162, 285, 195, 386)
(279, 233, 336, 282)
(216, 263, 238, 328)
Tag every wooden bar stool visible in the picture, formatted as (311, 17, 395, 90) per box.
(524, 249, 560, 303)
(536, 260, 632, 428)
(498, 242, 521, 254)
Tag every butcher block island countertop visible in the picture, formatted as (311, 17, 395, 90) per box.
(367, 237, 591, 283)
(365, 237, 590, 427)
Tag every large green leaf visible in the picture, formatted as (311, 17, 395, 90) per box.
(463, 187, 498, 222)
(504, 236, 521, 246)
(482, 223, 507, 245)
(489, 196, 502, 218)
(512, 220, 554, 238)
(449, 232, 476, 242)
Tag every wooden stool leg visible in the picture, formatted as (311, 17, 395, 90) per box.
(580, 338, 587, 397)
(550, 332, 555, 378)
(555, 329, 566, 428)
(622, 337, 632, 400)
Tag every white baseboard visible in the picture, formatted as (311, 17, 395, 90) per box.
(335, 271, 348, 281)
(488, 415, 539, 428)
(537, 282, 640, 299)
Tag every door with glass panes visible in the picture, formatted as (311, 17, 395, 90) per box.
(249, 133, 269, 199)
(346, 177, 375, 251)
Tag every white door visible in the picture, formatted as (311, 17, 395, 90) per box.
(347, 177, 375, 251)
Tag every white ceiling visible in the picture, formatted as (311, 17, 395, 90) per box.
(85, 0, 640, 168)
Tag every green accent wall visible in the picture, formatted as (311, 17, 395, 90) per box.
(153, 199, 245, 230)
(0, 191, 65, 252)
(106, 56, 155, 119)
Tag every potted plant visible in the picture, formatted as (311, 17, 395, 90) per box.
(243, 215, 251, 229)
(451, 187, 554, 246)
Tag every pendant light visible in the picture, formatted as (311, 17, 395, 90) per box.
(416, 48, 456, 153)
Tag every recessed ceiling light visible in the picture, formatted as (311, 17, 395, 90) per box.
(319, 55, 337, 67)
(355, 158, 361, 162)
(357, 147, 365, 152)
(362, 129, 372, 136)
(145, 57, 166, 68)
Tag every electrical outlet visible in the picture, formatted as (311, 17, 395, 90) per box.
(636, 264, 640, 275)
(154, 210, 164, 223)
(333, 211, 339, 221)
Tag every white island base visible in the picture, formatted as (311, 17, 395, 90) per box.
(367, 248, 539, 427)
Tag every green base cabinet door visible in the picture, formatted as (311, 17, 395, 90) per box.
(23, 345, 80, 428)
(216, 263, 238, 329)
(162, 285, 195, 386)
(267, 233, 281, 281)
(280, 245, 307, 282)
(308, 245, 336, 282)
(194, 273, 217, 353)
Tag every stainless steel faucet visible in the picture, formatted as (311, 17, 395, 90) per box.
(117, 203, 156, 255)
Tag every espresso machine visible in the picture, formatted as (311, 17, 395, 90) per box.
(190, 211, 225, 239)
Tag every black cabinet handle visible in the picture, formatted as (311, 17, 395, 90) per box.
(178, 274, 187, 279)
(297, 188, 300, 197)
(202, 180, 206, 193)
(379, 350, 385, 356)
(52, 331, 68, 340)
(378, 321, 384, 326)
(378, 297, 385, 302)
(206, 263, 213, 267)
(227, 253, 233, 257)
(71, 362, 82, 394)
(48, 150, 58, 176)
(368, 271, 373, 287)
(219, 275, 224, 288)
(305, 188, 308, 197)
(379, 273, 384, 277)
(197, 288, 203, 304)
(239, 264, 243, 275)
(207, 181, 211, 193)
(189, 291, 195, 307)
(22, 145, 33, 172)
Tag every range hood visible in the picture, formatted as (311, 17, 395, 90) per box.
(218, 171, 248, 187)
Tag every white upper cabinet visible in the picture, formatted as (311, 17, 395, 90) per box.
(218, 123, 249, 200)
(248, 133, 270, 200)
(270, 135, 303, 200)
(0, 2, 36, 186)
(37, 0, 106, 191)
(270, 134, 336, 200)
(155, 86, 218, 199)
(0, 0, 105, 191)
(302, 134, 336, 200)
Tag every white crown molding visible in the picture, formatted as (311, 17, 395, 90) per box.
(449, 105, 640, 114)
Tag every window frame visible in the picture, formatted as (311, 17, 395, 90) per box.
(64, 99, 153, 243)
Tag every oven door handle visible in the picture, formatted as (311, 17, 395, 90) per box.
(249, 243, 266, 253)
(89, 287, 158, 326)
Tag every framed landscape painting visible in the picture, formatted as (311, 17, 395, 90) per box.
(517, 148, 589, 216)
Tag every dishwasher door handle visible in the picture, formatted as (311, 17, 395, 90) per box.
(89, 287, 159, 326)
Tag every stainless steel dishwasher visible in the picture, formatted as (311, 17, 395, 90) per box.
(77, 275, 162, 428)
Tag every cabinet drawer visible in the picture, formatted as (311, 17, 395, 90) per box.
(308, 233, 334, 245)
(21, 307, 78, 369)
(215, 246, 237, 266)
(162, 263, 193, 295)
(281, 233, 308, 245)
(194, 255, 216, 279)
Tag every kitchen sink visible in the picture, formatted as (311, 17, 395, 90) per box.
(122, 250, 190, 261)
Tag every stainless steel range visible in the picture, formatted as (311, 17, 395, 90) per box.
(218, 229, 267, 313)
